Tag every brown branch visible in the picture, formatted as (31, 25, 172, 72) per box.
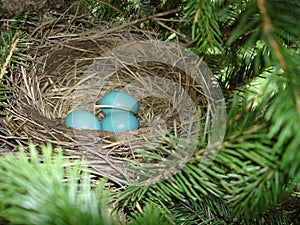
(258, 0, 300, 115)
(84, 17, 149, 39)
(151, 8, 182, 18)
(86, 8, 183, 40)
(295, 90, 300, 115)
(153, 17, 188, 23)
(152, 18, 186, 38)
(257, 0, 288, 71)
(94, 0, 126, 16)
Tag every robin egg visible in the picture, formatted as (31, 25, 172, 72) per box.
(64, 110, 101, 130)
(101, 112, 139, 132)
(99, 91, 139, 115)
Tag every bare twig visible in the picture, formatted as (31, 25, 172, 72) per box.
(95, 0, 126, 16)
(152, 18, 186, 38)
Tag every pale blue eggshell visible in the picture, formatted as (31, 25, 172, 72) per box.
(101, 112, 139, 132)
(100, 91, 139, 115)
(65, 110, 101, 130)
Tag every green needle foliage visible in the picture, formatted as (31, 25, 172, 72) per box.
(0, 0, 299, 224)
(184, 0, 223, 54)
(0, 143, 114, 225)
(113, 1, 300, 223)
(0, 83, 13, 112)
(0, 10, 34, 112)
(0, 143, 175, 225)
(128, 202, 174, 225)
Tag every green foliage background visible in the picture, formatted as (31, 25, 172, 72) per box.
(0, 0, 299, 224)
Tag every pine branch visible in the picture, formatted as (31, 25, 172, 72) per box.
(221, 0, 300, 94)
(266, 88, 300, 182)
(128, 202, 174, 225)
(0, 143, 182, 224)
(115, 108, 226, 212)
(170, 198, 231, 225)
(258, 0, 287, 71)
(0, 10, 34, 77)
(0, 143, 115, 225)
(184, 0, 223, 53)
(0, 10, 34, 113)
(0, 1, 298, 224)
(115, 92, 297, 222)
(0, 30, 20, 79)
(0, 83, 13, 111)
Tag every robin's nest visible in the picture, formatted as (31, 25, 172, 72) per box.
(0, 17, 221, 185)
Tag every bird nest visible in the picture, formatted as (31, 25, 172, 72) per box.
(0, 18, 223, 185)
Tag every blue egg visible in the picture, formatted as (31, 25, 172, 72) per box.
(100, 91, 139, 115)
(64, 110, 101, 130)
(101, 112, 139, 132)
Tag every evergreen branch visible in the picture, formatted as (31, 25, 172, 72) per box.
(170, 198, 231, 225)
(0, 10, 35, 113)
(257, 0, 287, 71)
(0, 1, 298, 224)
(216, 136, 284, 218)
(219, 46, 268, 92)
(166, 191, 292, 225)
(128, 202, 174, 225)
(0, 143, 181, 224)
(0, 10, 32, 79)
(0, 143, 115, 225)
(266, 88, 300, 182)
(222, 0, 299, 94)
(185, 0, 223, 53)
(214, 96, 283, 217)
(0, 30, 20, 79)
(226, 0, 260, 47)
(116, 109, 227, 212)
(216, 88, 300, 219)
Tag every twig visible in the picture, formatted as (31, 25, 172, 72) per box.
(153, 17, 188, 23)
(95, 0, 126, 16)
(152, 18, 186, 38)
(151, 8, 182, 18)
(84, 17, 148, 39)
(78, 8, 183, 40)
(295, 90, 300, 115)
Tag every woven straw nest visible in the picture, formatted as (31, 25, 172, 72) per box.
(0, 18, 218, 185)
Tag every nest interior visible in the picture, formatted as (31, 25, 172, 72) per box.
(0, 19, 211, 185)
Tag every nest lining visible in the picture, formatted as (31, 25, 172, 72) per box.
(0, 19, 211, 185)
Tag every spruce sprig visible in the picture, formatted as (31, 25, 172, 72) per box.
(0, 143, 177, 225)
(0, 143, 114, 225)
(184, 0, 223, 54)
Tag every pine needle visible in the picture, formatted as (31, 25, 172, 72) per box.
(0, 30, 20, 79)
